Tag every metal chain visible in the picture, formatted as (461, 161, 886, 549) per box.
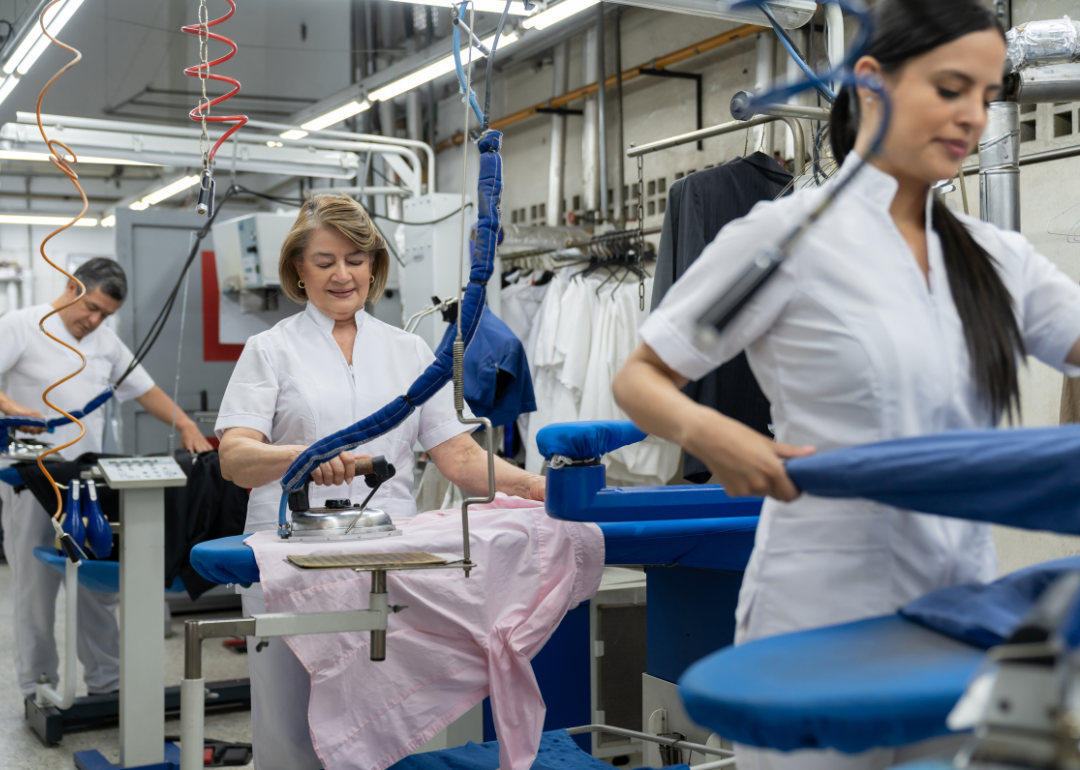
(636, 153, 646, 310)
(197, 0, 210, 172)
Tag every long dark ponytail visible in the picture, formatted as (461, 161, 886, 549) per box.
(830, 0, 1025, 422)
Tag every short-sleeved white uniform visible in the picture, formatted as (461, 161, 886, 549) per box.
(642, 155, 1080, 645)
(0, 303, 154, 459)
(216, 302, 472, 533)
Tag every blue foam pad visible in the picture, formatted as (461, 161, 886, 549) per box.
(679, 615, 983, 754)
(191, 518, 760, 586)
(389, 729, 684, 770)
(786, 424, 1080, 535)
(603, 517, 757, 571)
(33, 547, 185, 594)
(537, 421, 648, 461)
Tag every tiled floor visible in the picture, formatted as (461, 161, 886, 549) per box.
(0, 562, 253, 769)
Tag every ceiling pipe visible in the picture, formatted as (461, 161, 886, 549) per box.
(436, 23, 765, 150)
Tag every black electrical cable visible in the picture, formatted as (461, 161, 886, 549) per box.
(114, 184, 479, 385)
(116, 185, 240, 387)
(234, 185, 474, 226)
(759, 3, 834, 103)
(0, 20, 14, 57)
(481, 0, 514, 131)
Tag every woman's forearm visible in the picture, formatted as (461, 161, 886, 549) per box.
(430, 433, 543, 500)
(219, 429, 303, 489)
(613, 344, 711, 448)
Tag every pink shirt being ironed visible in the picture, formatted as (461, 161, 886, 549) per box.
(246, 494, 604, 770)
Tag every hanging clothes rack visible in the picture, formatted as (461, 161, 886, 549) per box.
(499, 226, 662, 262)
(628, 114, 807, 177)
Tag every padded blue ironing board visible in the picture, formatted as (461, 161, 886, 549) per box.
(190, 517, 760, 586)
(33, 547, 186, 594)
(679, 615, 984, 754)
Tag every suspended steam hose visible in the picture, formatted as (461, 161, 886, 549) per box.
(32, 0, 89, 545)
(182, 0, 248, 215)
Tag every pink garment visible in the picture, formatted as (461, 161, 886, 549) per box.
(246, 495, 604, 770)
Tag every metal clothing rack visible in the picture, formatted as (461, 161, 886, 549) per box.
(499, 226, 663, 262)
(627, 114, 807, 177)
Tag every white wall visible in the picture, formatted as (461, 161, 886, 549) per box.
(0, 220, 115, 312)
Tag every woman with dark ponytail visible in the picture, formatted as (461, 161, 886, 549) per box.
(614, 1, 1080, 768)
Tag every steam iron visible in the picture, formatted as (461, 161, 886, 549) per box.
(287, 455, 403, 542)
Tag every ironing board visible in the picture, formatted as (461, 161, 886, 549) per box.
(32, 547, 187, 594)
(678, 615, 983, 753)
(189, 516, 760, 586)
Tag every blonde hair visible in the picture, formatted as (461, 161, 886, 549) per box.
(278, 194, 390, 305)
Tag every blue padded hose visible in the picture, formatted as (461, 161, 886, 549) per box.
(277, 131, 504, 535)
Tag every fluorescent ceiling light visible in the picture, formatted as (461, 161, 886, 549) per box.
(266, 140, 284, 148)
(0, 76, 19, 106)
(383, 0, 534, 15)
(301, 100, 371, 132)
(369, 32, 518, 102)
(5, 0, 85, 76)
(100, 215, 116, 227)
(129, 174, 201, 210)
(279, 129, 309, 140)
(0, 214, 97, 226)
(0, 149, 159, 166)
(522, 0, 599, 29)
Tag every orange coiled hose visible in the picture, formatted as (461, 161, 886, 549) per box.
(33, 0, 88, 520)
(182, 0, 248, 164)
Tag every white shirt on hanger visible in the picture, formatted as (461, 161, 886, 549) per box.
(0, 303, 154, 461)
(641, 154, 1080, 644)
(216, 302, 471, 533)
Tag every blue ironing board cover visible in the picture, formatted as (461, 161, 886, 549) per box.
(390, 728, 686, 770)
(32, 546, 185, 594)
(536, 421, 647, 461)
(190, 517, 759, 586)
(0, 466, 22, 486)
(679, 615, 983, 754)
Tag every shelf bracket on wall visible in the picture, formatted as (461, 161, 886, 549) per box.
(638, 68, 703, 150)
(536, 106, 585, 117)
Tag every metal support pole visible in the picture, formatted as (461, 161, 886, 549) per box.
(614, 9, 626, 227)
(583, 26, 601, 216)
(597, 4, 609, 221)
(979, 101, 1021, 231)
(371, 570, 387, 661)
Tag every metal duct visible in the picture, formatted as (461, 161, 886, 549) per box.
(582, 25, 601, 215)
(1010, 61, 1080, 104)
(979, 102, 1020, 232)
(548, 42, 570, 227)
(499, 224, 592, 251)
(1006, 17, 1080, 71)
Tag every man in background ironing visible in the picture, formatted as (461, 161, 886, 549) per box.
(0, 257, 212, 697)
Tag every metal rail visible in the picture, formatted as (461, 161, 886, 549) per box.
(627, 114, 806, 177)
(565, 725, 735, 759)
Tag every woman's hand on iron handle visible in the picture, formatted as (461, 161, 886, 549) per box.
(684, 412, 814, 502)
(309, 451, 374, 488)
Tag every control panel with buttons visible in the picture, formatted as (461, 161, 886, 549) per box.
(96, 457, 188, 490)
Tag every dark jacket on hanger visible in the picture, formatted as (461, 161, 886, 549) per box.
(651, 152, 793, 483)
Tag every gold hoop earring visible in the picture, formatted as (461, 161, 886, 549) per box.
(370, 275, 375, 284)
(298, 280, 306, 289)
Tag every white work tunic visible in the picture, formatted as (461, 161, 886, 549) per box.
(215, 302, 472, 533)
(0, 303, 154, 460)
(640, 155, 1080, 645)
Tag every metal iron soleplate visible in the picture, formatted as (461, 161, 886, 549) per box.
(286, 551, 447, 570)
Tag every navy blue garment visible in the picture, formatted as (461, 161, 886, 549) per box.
(536, 421, 647, 461)
(435, 308, 536, 428)
(387, 729, 687, 770)
(786, 424, 1080, 534)
(901, 555, 1080, 649)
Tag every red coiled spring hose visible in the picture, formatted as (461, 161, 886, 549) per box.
(182, 0, 247, 162)
(182, 0, 247, 214)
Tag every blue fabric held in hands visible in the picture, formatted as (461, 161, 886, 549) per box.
(537, 421, 648, 461)
(279, 131, 503, 507)
(786, 424, 1080, 534)
(0, 467, 20, 487)
(0, 387, 113, 432)
(900, 555, 1080, 649)
(190, 517, 760, 586)
(679, 614, 984, 754)
(387, 728, 686, 770)
(435, 307, 536, 428)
